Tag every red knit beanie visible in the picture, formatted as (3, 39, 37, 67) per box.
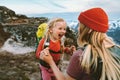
(78, 7, 108, 33)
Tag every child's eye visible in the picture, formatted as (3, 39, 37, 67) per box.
(59, 27, 62, 29)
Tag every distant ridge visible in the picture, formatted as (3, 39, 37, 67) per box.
(27, 12, 80, 22)
(27, 11, 120, 22)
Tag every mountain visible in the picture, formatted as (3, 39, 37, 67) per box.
(27, 12, 80, 23)
(107, 20, 120, 44)
(69, 19, 120, 45)
(0, 6, 28, 23)
(109, 19, 120, 30)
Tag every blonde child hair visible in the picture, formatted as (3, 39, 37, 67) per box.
(44, 18, 66, 44)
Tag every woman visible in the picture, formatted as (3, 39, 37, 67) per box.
(40, 7, 120, 80)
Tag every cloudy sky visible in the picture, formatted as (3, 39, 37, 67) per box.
(0, 0, 120, 19)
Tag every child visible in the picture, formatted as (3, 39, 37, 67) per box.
(36, 18, 67, 80)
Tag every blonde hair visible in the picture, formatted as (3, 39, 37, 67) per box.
(77, 23, 120, 80)
(43, 18, 66, 44)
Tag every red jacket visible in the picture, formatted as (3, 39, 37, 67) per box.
(36, 38, 61, 63)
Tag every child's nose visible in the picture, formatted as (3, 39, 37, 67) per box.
(62, 29, 66, 33)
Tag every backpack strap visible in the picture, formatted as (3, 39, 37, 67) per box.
(44, 37, 50, 48)
(43, 36, 63, 54)
(90, 57, 102, 80)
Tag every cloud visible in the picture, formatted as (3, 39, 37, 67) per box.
(47, 1, 66, 9)
(0, 0, 119, 18)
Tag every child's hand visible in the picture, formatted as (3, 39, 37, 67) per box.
(40, 47, 53, 65)
(71, 45, 76, 52)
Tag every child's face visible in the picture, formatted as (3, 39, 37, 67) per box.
(50, 21, 66, 40)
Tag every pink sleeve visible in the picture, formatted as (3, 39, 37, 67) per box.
(67, 49, 92, 80)
(66, 49, 83, 79)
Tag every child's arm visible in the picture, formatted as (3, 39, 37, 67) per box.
(40, 48, 75, 80)
(36, 38, 44, 59)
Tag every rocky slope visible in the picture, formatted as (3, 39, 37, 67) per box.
(0, 23, 41, 80)
(0, 6, 47, 80)
(0, 6, 70, 80)
(0, 23, 11, 47)
(0, 51, 41, 80)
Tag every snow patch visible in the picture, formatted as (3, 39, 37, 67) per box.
(1, 38, 35, 54)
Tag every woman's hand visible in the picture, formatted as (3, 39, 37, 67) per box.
(40, 47, 53, 65)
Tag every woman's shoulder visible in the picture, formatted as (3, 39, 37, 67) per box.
(67, 48, 91, 80)
(72, 48, 83, 58)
